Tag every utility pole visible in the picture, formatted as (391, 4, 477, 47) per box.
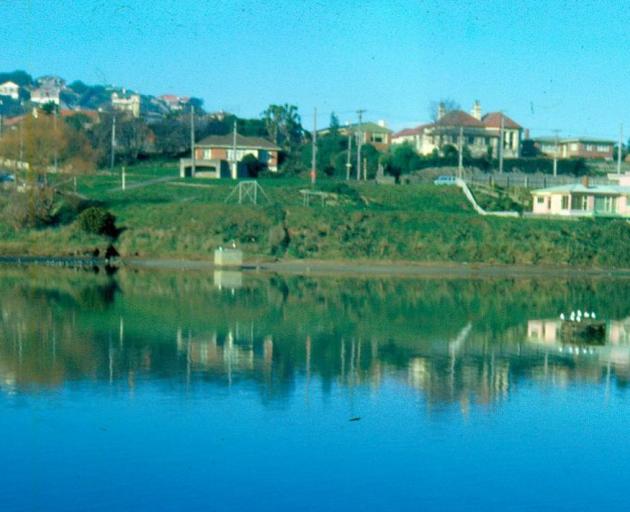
(457, 126, 463, 178)
(552, 129, 561, 177)
(356, 109, 365, 180)
(498, 114, 505, 174)
(345, 132, 352, 180)
(363, 157, 367, 181)
(53, 108, 58, 173)
(311, 107, 317, 186)
(231, 120, 238, 179)
(617, 123, 624, 176)
(190, 105, 196, 177)
(110, 115, 116, 171)
(122, 166, 126, 191)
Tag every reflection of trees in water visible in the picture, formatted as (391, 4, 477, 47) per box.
(1, 268, 630, 408)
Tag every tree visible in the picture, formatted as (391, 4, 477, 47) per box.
(428, 98, 461, 122)
(261, 104, 304, 152)
(329, 112, 340, 138)
(383, 142, 423, 178)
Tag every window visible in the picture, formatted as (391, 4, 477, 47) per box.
(371, 134, 384, 143)
(604, 196, 615, 212)
(537, 196, 545, 204)
(569, 143, 578, 151)
(586, 144, 594, 151)
(561, 196, 569, 209)
(571, 195, 589, 210)
(597, 145, 609, 152)
(468, 136, 475, 145)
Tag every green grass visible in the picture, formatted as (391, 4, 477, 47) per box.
(2, 162, 630, 267)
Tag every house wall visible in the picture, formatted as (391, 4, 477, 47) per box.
(195, 146, 279, 171)
(0, 82, 19, 100)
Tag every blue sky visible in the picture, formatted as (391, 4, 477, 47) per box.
(2, 0, 628, 139)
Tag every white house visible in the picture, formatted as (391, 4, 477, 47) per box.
(531, 175, 630, 218)
(0, 81, 19, 100)
(112, 90, 141, 118)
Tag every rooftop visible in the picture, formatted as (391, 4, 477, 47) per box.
(482, 112, 521, 129)
(435, 110, 485, 128)
(196, 133, 280, 150)
(532, 183, 630, 195)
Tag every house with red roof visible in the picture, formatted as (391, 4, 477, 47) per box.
(392, 101, 523, 158)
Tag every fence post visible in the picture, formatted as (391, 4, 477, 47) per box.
(524, 176, 528, 188)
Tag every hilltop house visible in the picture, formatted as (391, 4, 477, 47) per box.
(319, 121, 393, 151)
(392, 101, 523, 158)
(112, 90, 141, 118)
(180, 133, 280, 179)
(531, 175, 630, 218)
(533, 137, 615, 160)
(0, 81, 19, 100)
(159, 94, 190, 111)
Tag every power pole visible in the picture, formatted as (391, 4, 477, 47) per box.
(498, 114, 505, 174)
(552, 129, 561, 177)
(617, 123, 624, 176)
(345, 132, 352, 180)
(231, 120, 238, 179)
(311, 107, 317, 186)
(110, 115, 116, 171)
(190, 105, 196, 177)
(53, 108, 58, 173)
(457, 126, 463, 178)
(356, 109, 365, 180)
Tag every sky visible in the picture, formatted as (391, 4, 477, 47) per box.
(2, 0, 629, 140)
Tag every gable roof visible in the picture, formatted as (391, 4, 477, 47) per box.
(0, 81, 19, 89)
(482, 112, 521, 129)
(196, 133, 280, 150)
(393, 124, 429, 138)
(435, 110, 484, 128)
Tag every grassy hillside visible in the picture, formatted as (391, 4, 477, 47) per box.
(1, 164, 630, 267)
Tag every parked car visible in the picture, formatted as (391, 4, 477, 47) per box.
(433, 175, 457, 186)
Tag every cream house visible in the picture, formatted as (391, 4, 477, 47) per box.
(392, 101, 523, 158)
(531, 176, 630, 218)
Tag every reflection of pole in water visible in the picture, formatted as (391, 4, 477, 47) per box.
(119, 317, 124, 348)
(305, 335, 311, 403)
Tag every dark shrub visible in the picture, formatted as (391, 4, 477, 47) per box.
(77, 207, 117, 237)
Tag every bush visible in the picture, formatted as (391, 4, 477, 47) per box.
(3, 187, 55, 229)
(77, 207, 117, 237)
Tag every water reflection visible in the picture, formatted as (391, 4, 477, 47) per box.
(1, 267, 630, 410)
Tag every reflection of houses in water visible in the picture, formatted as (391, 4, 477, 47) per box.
(176, 326, 272, 378)
(527, 317, 630, 379)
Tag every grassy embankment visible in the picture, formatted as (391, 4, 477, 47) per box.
(1, 164, 630, 267)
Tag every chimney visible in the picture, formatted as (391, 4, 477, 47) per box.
(471, 100, 481, 120)
(581, 176, 590, 188)
(437, 102, 446, 120)
(524, 128, 530, 140)
(377, 119, 387, 128)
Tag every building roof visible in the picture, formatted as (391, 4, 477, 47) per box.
(531, 184, 630, 195)
(435, 110, 485, 128)
(196, 133, 280, 150)
(482, 112, 521, 129)
(392, 124, 428, 138)
(0, 81, 19, 88)
(533, 136, 615, 144)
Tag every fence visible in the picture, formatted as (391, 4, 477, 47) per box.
(462, 172, 612, 190)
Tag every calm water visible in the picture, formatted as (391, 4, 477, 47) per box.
(1, 267, 630, 511)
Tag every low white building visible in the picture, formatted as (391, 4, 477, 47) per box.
(0, 81, 19, 100)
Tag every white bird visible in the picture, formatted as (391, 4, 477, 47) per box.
(591, 312, 596, 319)
(584, 311, 590, 319)
(560, 313, 565, 320)
(570, 311, 576, 321)
(577, 309, 582, 318)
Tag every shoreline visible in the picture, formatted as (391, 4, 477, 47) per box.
(0, 256, 630, 278)
(1, 255, 627, 279)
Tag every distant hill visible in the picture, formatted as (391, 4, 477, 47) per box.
(0, 69, 203, 120)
